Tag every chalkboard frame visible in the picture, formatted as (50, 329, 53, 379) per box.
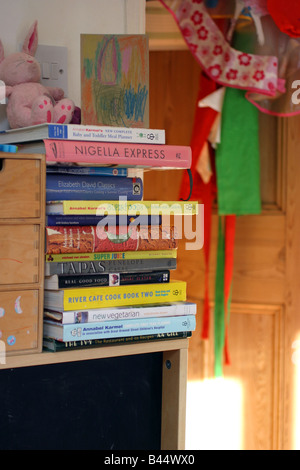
(0, 338, 189, 450)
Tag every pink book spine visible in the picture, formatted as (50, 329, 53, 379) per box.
(44, 140, 191, 168)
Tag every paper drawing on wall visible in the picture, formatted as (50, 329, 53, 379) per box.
(81, 34, 149, 128)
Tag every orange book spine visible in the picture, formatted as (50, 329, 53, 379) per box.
(45, 225, 178, 254)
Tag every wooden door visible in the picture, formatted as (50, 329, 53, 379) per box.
(146, 49, 300, 450)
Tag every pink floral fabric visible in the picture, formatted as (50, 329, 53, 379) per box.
(159, 0, 282, 97)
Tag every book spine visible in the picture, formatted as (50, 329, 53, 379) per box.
(45, 225, 178, 254)
(47, 124, 166, 144)
(43, 331, 191, 352)
(44, 257, 177, 276)
(46, 270, 170, 289)
(44, 280, 186, 310)
(45, 214, 162, 226)
(44, 301, 197, 324)
(44, 314, 195, 342)
(46, 166, 128, 177)
(0, 144, 18, 152)
(45, 250, 178, 263)
(46, 175, 143, 202)
(46, 200, 198, 216)
(44, 140, 192, 169)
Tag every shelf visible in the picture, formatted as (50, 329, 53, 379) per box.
(0, 338, 189, 370)
(0, 149, 190, 449)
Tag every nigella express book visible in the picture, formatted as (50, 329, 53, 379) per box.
(46, 174, 143, 202)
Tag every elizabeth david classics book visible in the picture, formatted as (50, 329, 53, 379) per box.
(45, 249, 178, 263)
(0, 123, 165, 145)
(46, 174, 143, 202)
(45, 199, 199, 216)
(44, 254, 177, 276)
(44, 301, 197, 325)
(43, 314, 196, 342)
(43, 140, 192, 169)
(45, 214, 162, 227)
(43, 279, 186, 311)
(45, 225, 178, 254)
(43, 331, 192, 352)
(44, 270, 171, 290)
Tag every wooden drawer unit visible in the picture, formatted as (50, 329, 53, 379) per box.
(0, 289, 40, 353)
(0, 157, 41, 219)
(0, 224, 41, 285)
(0, 153, 45, 356)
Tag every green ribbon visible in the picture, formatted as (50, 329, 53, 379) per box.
(216, 29, 261, 216)
(215, 86, 261, 215)
(214, 218, 226, 377)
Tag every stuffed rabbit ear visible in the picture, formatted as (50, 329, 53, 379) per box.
(22, 20, 38, 56)
(0, 40, 4, 63)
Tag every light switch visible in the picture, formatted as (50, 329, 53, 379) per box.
(42, 62, 50, 79)
(34, 44, 68, 94)
(51, 62, 59, 80)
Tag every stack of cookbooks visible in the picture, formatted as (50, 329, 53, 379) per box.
(0, 122, 197, 352)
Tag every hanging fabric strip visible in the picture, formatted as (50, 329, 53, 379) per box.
(215, 28, 261, 215)
(179, 73, 218, 340)
(201, 162, 214, 340)
(159, 0, 282, 97)
(215, 86, 261, 215)
(214, 216, 226, 377)
(214, 215, 236, 376)
(223, 214, 236, 366)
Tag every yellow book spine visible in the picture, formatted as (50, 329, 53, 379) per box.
(61, 200, 199, 215)
(45, 250, 178, 263)
(62, 280, 186, 311)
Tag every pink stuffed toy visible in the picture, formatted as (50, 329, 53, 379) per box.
(0, 21, 75, 128)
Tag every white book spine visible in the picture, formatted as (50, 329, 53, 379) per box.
(45, 302, 197, 324)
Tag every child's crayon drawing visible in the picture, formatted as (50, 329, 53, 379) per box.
(81, 34, 149, 128)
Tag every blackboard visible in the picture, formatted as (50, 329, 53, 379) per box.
(0, 352, 163, 450)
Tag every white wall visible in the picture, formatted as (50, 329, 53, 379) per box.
(0, 0, 146, 128)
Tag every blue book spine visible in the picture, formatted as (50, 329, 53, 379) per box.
(46, 315, 196, 342)
(48, 124, 68, 139)
(46, 174, 143, 202)
(46, 166, 128, 177)
(46, 214, 162, 226)
(0, 144, 18, 152)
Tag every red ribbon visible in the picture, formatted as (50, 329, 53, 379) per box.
(179, 73, 217, 339)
